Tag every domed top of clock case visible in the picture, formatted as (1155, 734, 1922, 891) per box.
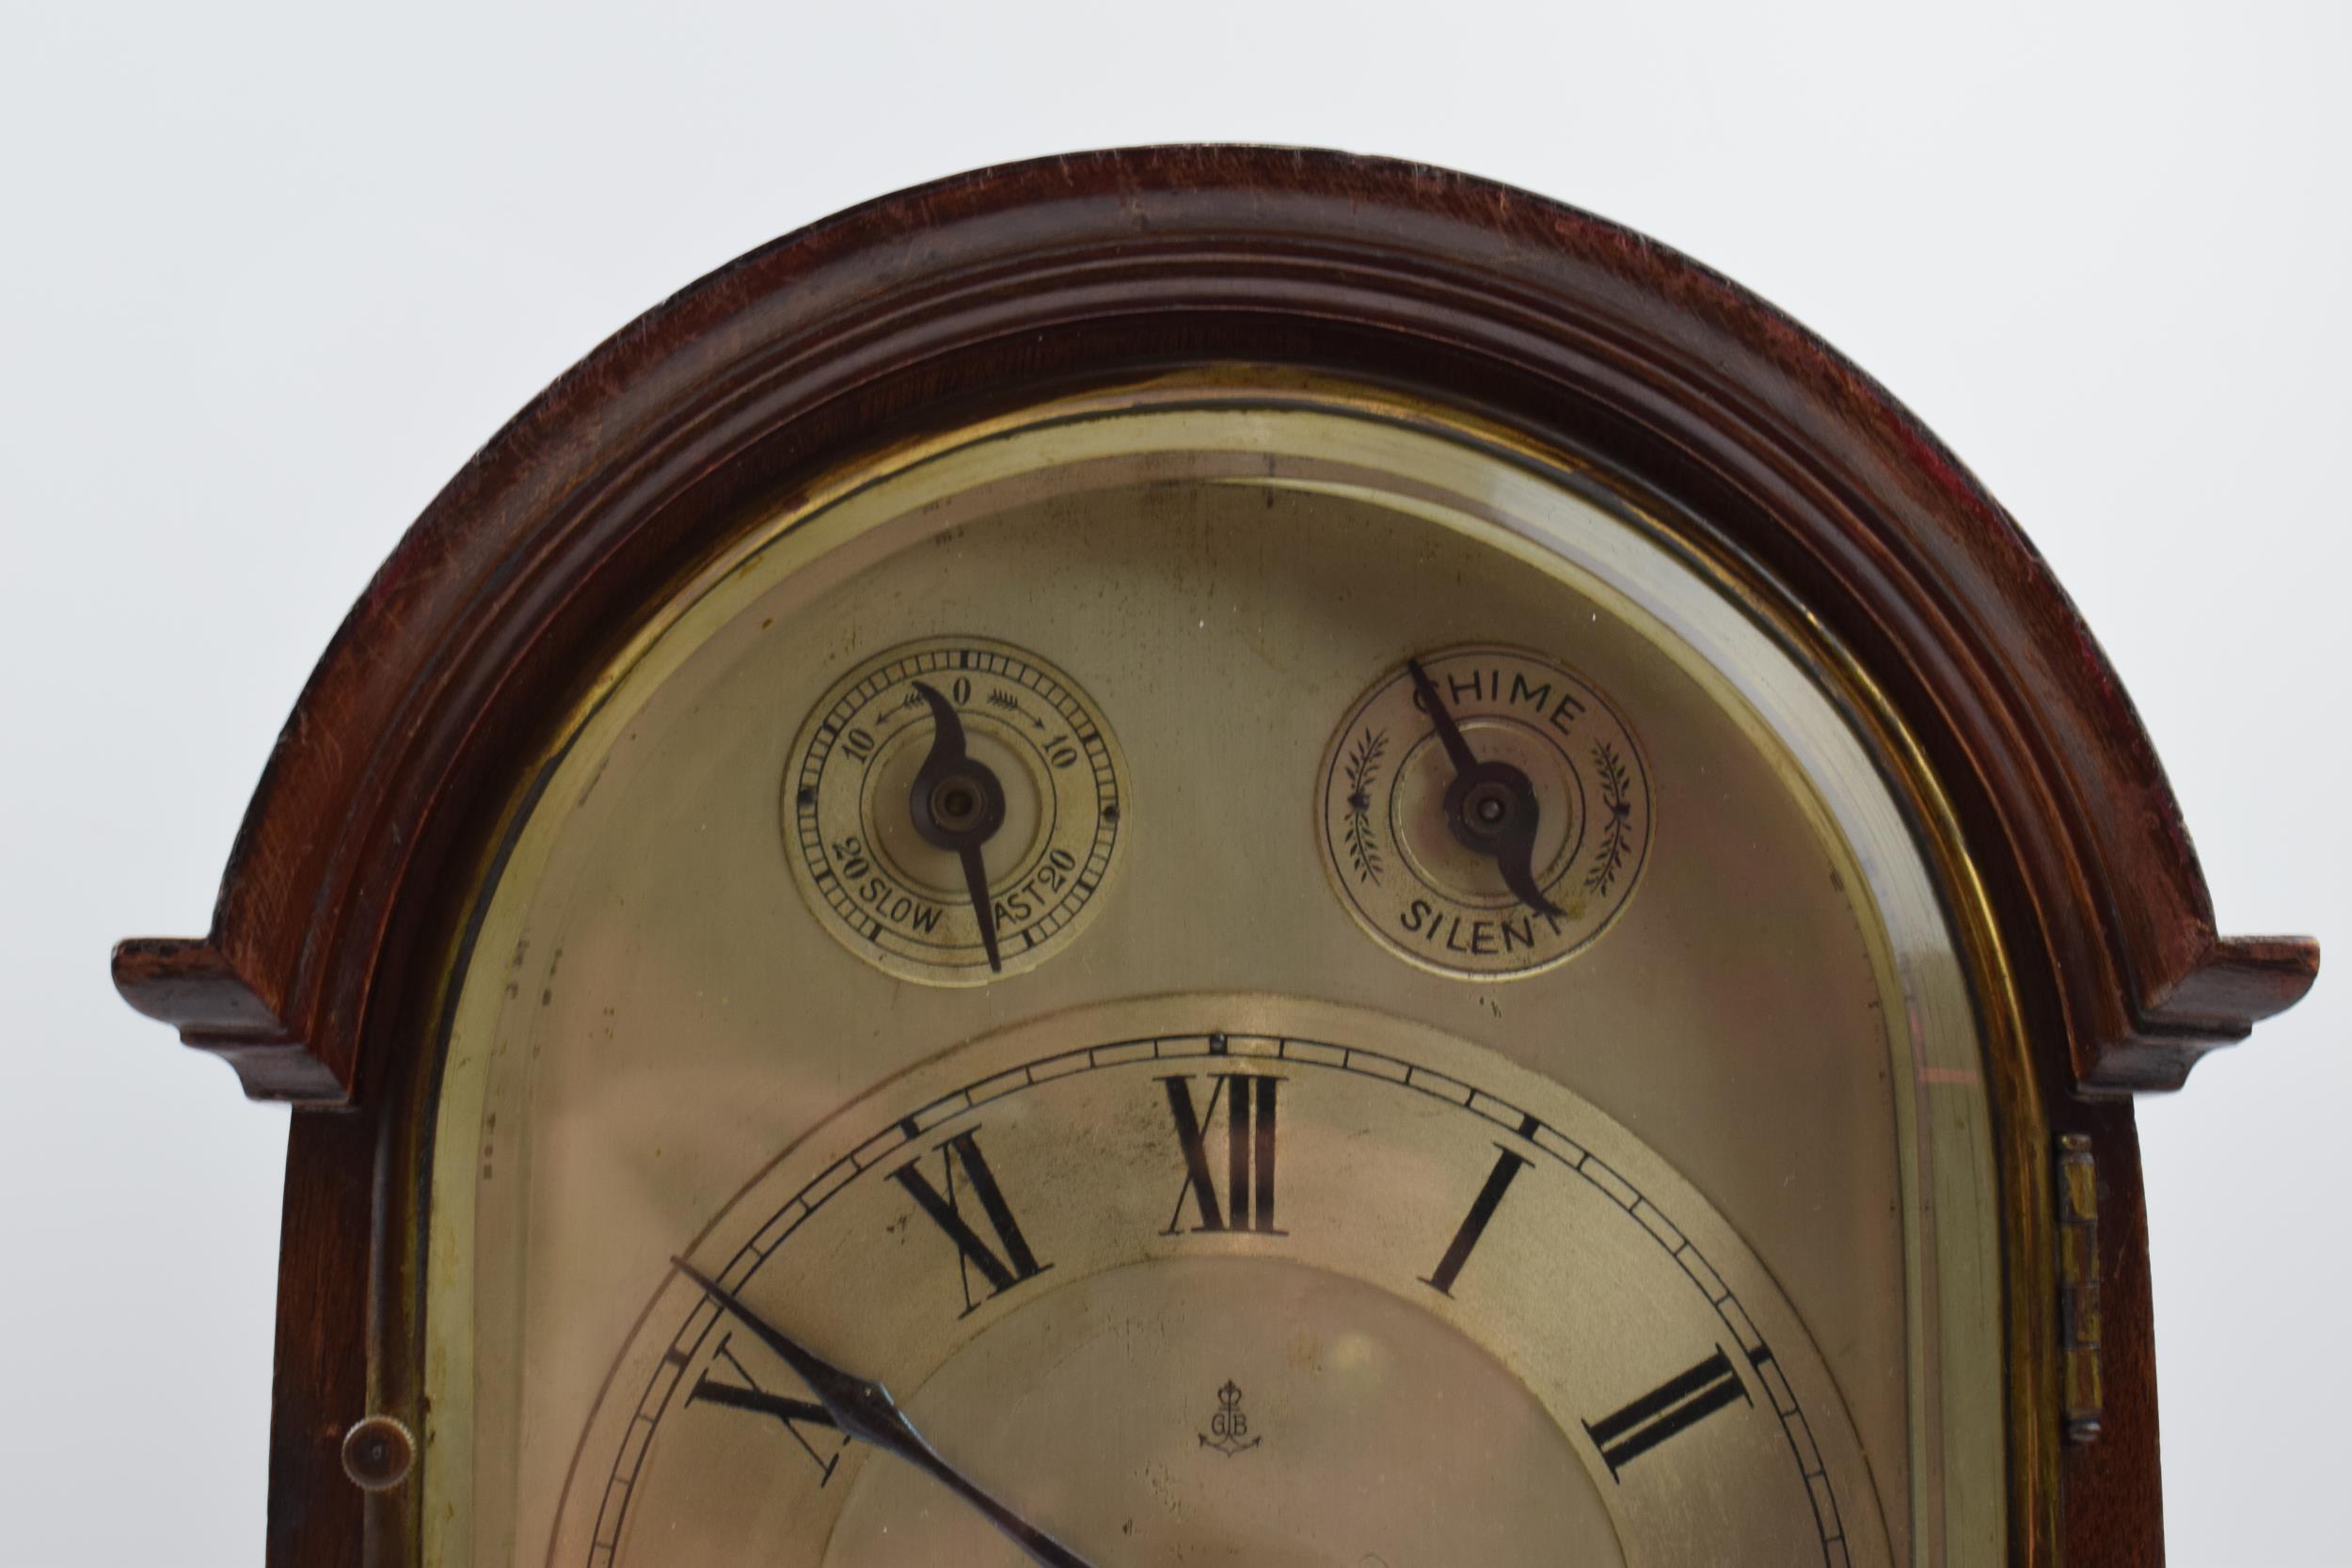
(111, 144, 2314, 1106)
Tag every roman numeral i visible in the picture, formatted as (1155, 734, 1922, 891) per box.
(1161, 1072, 1283, 1235)
(889, 1128, 1051, 1316)
(1421, 1144, 1532, 1297)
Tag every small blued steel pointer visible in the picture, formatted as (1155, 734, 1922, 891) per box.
(1406, 657, 1565, 919)
(908, 681, 1010, 973)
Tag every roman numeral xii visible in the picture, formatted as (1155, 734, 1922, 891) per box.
(1161, 1071, 1283, 1235)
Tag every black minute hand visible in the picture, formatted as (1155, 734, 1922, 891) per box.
(1406, 657, 1565, 920)
(670, 1257, 1103, 1568)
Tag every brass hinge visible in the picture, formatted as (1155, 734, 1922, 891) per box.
(2058, 1132, 2103, 1443)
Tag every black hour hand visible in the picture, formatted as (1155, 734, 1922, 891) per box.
(669, 1257, 1103, 1568)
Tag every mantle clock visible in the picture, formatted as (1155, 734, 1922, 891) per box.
(115, 147, 2316, 1568)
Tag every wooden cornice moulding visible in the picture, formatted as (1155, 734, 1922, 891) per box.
(109, 144, 2316, 1105)
(111, 935, 326, 1101)
(2109, 933, 2321, 1089)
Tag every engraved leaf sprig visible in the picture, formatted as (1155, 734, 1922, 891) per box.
(1343, 727, 1389, 885)
(1584, 739, 1636, 895)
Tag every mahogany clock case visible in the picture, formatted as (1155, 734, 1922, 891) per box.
(107, 147, 2316, 1567)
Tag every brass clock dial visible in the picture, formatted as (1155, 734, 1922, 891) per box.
(422, 391, 2005, 1568)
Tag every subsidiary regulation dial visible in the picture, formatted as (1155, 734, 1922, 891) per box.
(785, 638, 1126, 985)
(1321, 644, 1651, 978)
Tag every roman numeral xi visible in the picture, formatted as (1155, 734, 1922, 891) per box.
(1162, 1071, 1283, 1235)
(890, 1128, 1051, 1316)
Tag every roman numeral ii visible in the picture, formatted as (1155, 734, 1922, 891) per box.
(1583, 1346, 1754, 1478)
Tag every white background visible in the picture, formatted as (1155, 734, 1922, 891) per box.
(2, 4, 2344, 1564)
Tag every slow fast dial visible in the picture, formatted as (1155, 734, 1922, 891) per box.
(787, 638, 1126, 985)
